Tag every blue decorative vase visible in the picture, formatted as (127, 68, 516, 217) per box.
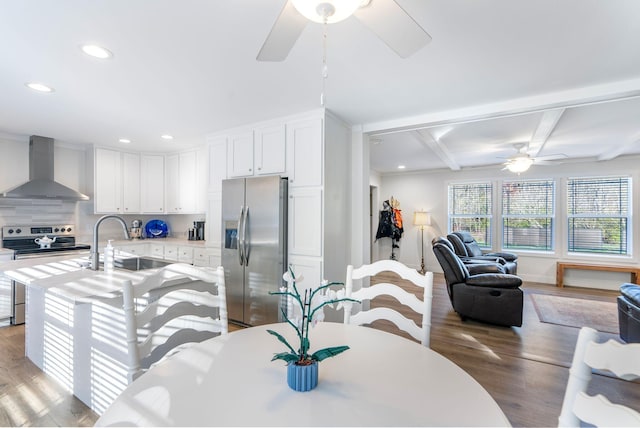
(287, 361, 318, 392)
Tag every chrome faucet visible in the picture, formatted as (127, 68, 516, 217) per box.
(90, 215, 131, 270)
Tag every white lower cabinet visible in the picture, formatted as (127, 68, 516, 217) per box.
(287, 256, 322, 290)
(114, 243, 147, 256)
(149, 244, 164, 258)
(164, 245, 178, 261)
(178, 246, 194, 264)
(288, 188, 322, 257)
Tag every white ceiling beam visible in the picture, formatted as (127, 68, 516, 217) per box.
(529, 108, 565, 157)
(412, 130, 461, 171)
(597, 134, 640, 161)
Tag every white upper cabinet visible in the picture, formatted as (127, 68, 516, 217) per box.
(286, 117, 323, 187)
(166, 150, 202, 214)
(95, 148, 123, 213)
(121, 152, 141, 214)
(254, 124, 286, 175)
(227, 131, 254, 177)
(140, 154, 164, 214)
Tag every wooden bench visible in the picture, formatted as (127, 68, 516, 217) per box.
(556, 262, 640, 287)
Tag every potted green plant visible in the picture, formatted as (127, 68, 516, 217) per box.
(268, 268, 359, 392)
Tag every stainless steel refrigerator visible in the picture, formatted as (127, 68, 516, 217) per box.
(222, 176, 288, 326)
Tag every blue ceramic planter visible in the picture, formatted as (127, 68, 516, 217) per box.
(287, 361, 318, 392)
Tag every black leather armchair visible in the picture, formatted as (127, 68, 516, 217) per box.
(618, 283, 640, 343)
(432, 240, 524, 327)
(448, 231, 518, 274)
(432, 237, 507, 274)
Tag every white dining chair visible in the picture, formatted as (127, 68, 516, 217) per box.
(558, 326, 640, 427)
(345, 259, 433, 348)
(123, 264, 227, 382)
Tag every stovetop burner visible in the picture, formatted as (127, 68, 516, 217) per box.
(2, 224, 91, 255)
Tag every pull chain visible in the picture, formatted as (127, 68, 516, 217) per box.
(321, 21, 328, 106)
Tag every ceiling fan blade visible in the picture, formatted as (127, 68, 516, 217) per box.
(535, 153, 568, 161)
(353, 0, 432, 58)
(533, 160, 562, 166)
(257, 0, 309, 62)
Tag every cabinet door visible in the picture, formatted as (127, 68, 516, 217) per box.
(165, 154, 180, 213)
(179, 151, 198, 213)
(227, 131, 254, 177)
(255, 124, 285, 175)
(286, 118, 322, 187)
(122, 152, 141, 213)
(140, 154, 165, 214)
(95, 148, 122, 213)
(164, 245, 178, 261)
(178, 246, 194, 264)
(208, 137, 227, 193)
(288, 188, 322, 257)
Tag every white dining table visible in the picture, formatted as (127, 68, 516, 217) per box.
(95, 322, 511, 427)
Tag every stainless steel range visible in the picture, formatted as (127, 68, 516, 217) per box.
(1, 224, 90, 325)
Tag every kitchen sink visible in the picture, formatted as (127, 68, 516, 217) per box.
(113, 256, 174, 271)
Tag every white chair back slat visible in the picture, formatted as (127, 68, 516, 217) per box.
(352, 282, 424, 313)
(558, 326, 640, 427)
(583, 340, 640, 381)
(345, 260, 433, 348)
(573, 392, 640, 427)
(123, 265, 227, 383)
(350, 307, 424, 342)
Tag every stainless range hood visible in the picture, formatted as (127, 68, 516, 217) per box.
(1, 136, 89, 201)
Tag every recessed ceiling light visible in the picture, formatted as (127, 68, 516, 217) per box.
(398, 165, 406, 169)
(25, 82, 54, 93)
(81, 44, 113, 59)
(119, 138, 131, 144)
(161, 134, 174, 140)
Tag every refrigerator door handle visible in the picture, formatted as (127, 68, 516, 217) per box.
(238, 206, 245, 266)
(244, 206, 250, 266)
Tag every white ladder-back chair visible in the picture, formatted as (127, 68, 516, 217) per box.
(345, 260, 433, 348)
(123, 264, 227, 382)
(558, 326, 640, 427)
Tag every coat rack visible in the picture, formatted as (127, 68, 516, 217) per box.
(375, 197, 403, 260)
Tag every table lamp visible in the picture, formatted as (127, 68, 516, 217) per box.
(413, 211, 431, 274)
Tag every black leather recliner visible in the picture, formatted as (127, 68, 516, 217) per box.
(432, 237, 507, 274)
(448, 231, 518, 274)
(618, 283, 640, 343)
(432, 240, 524, 327)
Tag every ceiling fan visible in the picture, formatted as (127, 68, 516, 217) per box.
(257, 0, 432, 62)
(502, 143, 568, 174)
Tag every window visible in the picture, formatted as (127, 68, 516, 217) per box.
(448, 182, 492, 247)
(567, 176, 631, 255)
(502, 180, 555, 251)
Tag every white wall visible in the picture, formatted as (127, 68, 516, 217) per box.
(375, 155, 640, 290)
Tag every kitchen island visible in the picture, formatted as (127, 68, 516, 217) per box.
(0, 254, 216, 414)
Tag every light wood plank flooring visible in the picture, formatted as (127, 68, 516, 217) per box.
(1, 273, 638, 427)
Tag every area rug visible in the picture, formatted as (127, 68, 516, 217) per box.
(530, 293, 619, 334)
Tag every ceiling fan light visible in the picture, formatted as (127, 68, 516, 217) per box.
(292, 0, 363, 23)
(506, 157, 533, 173)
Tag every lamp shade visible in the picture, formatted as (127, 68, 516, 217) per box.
(413, 211, 431, 227)
(291, 0, 363, 23)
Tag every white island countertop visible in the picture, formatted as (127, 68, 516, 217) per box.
(0, 254, 190, 303)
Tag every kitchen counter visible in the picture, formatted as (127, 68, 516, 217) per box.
(0, 253, 188, 302)
(0, 255, 219, 414)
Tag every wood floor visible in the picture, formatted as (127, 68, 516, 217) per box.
(0, 274, 638, 427)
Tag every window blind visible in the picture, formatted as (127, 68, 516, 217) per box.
(567, 176, 631, 255)
(448, 182, 492, 247)
(502, 180, 555, 251)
